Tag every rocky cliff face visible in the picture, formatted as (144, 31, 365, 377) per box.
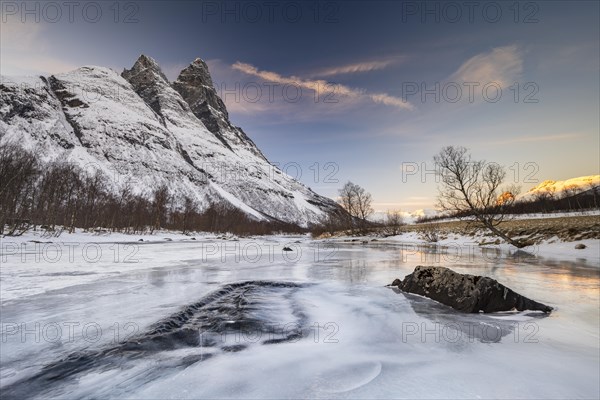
(172, 58, 265, 158)
(0, 55, 340, 226)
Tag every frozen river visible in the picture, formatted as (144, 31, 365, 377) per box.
(1, 236, 599, 399)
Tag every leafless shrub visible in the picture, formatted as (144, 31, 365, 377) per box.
(419, 226, 440, 243)
(382, 209, 404, 236)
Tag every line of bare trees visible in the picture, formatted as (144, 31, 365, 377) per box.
(519, 183, 598, 213)
(6, 140, 591, 243)
(0, 143, 303, 236)
(313, 181, 404, 237)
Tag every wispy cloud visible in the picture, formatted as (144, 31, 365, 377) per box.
(314, 57, 405, 77)
(450, 45, 523, 88)
(232, 61, 414, 111)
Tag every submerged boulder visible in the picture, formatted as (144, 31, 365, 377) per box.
(390, 266, 553, 313)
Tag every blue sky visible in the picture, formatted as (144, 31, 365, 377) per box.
(2, 0, 599, 211)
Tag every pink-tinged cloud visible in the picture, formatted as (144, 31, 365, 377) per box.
(315, 58, 403, 77)
(232, 61, 414, 111)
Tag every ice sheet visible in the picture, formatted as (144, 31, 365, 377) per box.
(1, 234, 598, 399)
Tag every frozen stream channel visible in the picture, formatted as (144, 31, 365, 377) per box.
(1, 236, 598, 399)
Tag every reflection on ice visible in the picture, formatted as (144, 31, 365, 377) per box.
(0, 238, 598, 399)
(395, 289, 551, 343)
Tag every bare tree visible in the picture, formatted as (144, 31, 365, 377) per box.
(561, 185, 574, 211)
(355, 187, 374, 223)
(562, 184, 583, 211)
(338, 181, 357, 228)
(532, 186, 556, 213)
(151, 185, 170, 233)
(338, 181, 373, 233)
(0, 143, 39, 235)
(588, 182, 599, 209)
(434, 146, 524, 247)
(383, 209, 403, 236)
(181, 196, 196, 234)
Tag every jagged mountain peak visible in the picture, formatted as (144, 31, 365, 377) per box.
(135, 54, 162, 69)
(171, 58, 268, 159)
(172, 57, 232, 135)
(121, 55, 178, 117)
(177, 58, 214, 87)
(120, 55, 265, 159)
(122, 54, 169, 84)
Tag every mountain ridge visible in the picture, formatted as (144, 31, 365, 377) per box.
(524, 175, 600, 198)
(0, 55, 340, 227)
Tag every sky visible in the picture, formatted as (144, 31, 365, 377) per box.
(1, 0, 599, 213)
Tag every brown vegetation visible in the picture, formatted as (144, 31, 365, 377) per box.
(0, 143, 304, 236)
(406, 215, 600, 244)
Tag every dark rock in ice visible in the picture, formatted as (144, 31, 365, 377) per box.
(390, 266, 553, 313)
(575, 243, 586, 249)
(282, 246, 293, 251)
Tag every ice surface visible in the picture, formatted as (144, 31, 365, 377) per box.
(0, 233, 598, 399)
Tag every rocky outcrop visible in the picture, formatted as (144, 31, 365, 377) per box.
(121, 54, 171, 116)
(390, 266, 553, 313)
(172, 58, 229, 131)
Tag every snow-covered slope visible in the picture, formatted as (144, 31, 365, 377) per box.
(524, 175, 600, 198)
(0, 55, 340, 226)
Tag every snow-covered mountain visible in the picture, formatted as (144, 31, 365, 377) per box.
(0, 55, 340, 226)
(524, 175, 600, 198)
